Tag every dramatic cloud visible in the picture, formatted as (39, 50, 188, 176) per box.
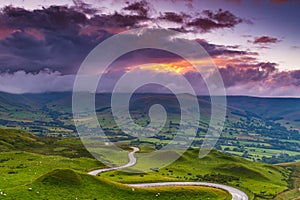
(226, 69, 300, 97)
(0, 70, 74, 94)
(0, 1, 298, 96)
(0, 3, 250, 75)
(89, 1, 151, 29)
(219, 62, 277, 87)
(0, 5, 114, 74)
(1, 6, 88, 31)
(123, 1, 150, 18)
(253, 36, 280, 44)
(159, 12, 190, 23)
(187, 9, 243, 32)
(0, 26, 110, 74)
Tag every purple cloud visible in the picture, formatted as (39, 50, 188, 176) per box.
(253, 36, 281, 44)
(159, 12, 190, 23)
(187, 9, 244, 32)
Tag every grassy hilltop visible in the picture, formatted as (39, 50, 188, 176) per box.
(4, 169, 229, 200)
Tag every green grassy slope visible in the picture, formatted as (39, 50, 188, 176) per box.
(274, 161, 300, 200)
(0, 128, 43, 151)
(0, 151, 103, 189)
(0, 129, 228, 199)
(0, 127, 293, 199)
(3, 169, 230, 200)
(0, 128, 96, 158)
(102, 148, 290, 199)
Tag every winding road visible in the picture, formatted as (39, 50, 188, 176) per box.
(88, 147, 248, 200)
(88, 147, 139, 176)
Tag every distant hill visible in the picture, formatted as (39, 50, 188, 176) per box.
(0, 92, 299, 126)
(226, 96, 300, 129)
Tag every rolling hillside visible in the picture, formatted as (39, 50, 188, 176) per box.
(0, 128, 94, 158)
(3, 169, 229, 200)
(102, 148, 290, 199)
(0, 129, 231, 200)
(0, 128, 293, 199)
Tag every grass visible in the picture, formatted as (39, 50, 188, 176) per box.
(2, 169, 230, 200)
(88, 146, 130, 166)
(0, 128, 43, 151)
(0, 128, 96, 158)
(0, 129, 229, 199)
(101, 148, 291, 199)
(274, 162, 300, 200)
(0, 151, 103, 189)
(0, 127, 294, 199)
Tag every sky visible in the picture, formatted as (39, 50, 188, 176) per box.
(0, 0, 299, 96)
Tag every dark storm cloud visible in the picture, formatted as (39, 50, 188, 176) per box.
(89, 13, 143, 28)
(0, 5, 100, 73)
(187, 9, 244, 32)
(0, 23, 112, 74)
(0, 2, 251, 75)
(0, 5, 145, 74)
(122, 1, 150, 18)
(253, 36, 280, 44)
(158, 12, 190, 23)
(91, 0, 151, 28)
(1, 5, 88, 30)
(0, 1, 157, 74)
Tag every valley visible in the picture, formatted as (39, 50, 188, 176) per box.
(0, 92, 300, 164)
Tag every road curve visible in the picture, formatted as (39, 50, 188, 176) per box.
(88, 147, 139, 176)
(128, 182, 248, 200)
(88, 147, 248, 200)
